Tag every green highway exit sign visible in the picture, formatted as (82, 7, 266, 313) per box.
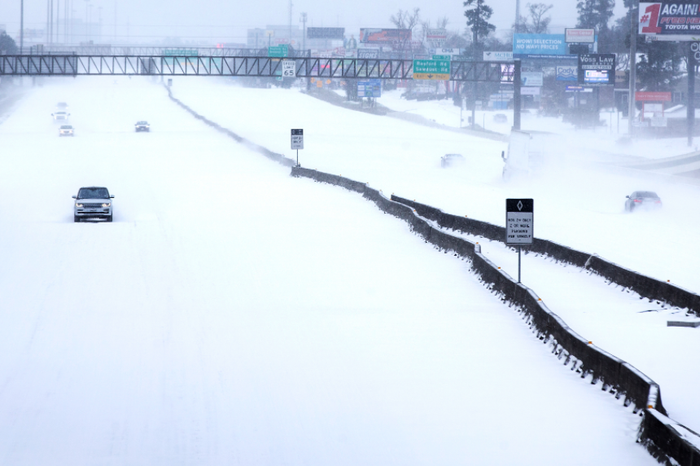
(268, 45, 289, 57)
(413, 59, 451, 80)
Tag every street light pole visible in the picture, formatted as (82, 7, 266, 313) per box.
(20, 0, 24, 53)
(628, 2, 638, 136)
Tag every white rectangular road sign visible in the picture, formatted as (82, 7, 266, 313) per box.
(291, 129, 303, 150)
(282, 60, 296, 77)
(506, 199, 534, 245)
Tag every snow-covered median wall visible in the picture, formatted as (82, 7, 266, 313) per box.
(290, 166, 700, 466)
(392, 196, 700, 316)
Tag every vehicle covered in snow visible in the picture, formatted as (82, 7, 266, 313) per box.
(441, 153, 465, 168)
(135, 121, 150, 132)
(72, 187, 114, 222)
(625, 191, 662, 212)
(52, 111, 70, 121)
(59, 125, 74, 136)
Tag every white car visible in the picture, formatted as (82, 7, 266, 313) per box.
(73, 187, 114, 222)
(52, 111, 70, 121)
(59, 125, 74, 136)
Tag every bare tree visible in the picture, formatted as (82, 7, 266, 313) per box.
(527, 3, 553, 33)
(390, 8, 421, 57)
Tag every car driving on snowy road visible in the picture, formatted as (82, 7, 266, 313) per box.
(59, 125, 74, 136)
(73, 187, 114, 222)
(52, 111, 70, 121)
(135, 121, 150, 132)
(625, 191, 662, 212)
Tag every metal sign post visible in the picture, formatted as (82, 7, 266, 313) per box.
(291, 129, 303, 166)
(506, 198, 534, 283)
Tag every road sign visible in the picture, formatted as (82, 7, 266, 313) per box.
(357, 79, 381, 97)
(413, 59, 451, 80)
(268, 45, 288, 57)
(282, 60, 296, 77)
(291, 129, 303, 150)
(506, 199, 533, 246)
(432, 54, 451, 61)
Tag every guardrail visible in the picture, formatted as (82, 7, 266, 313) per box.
(391, 196, 700, 316)
(289, 166, 700, 466)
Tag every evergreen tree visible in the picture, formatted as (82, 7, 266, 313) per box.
(577, 0, 615, 52)
(0, 32, 18, 55)
(464, 0, 496, 59)
(576, 0, 615, 31)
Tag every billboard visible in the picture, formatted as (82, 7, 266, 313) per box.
(556, 65, 578, 81)
(307, 27, 345, 39)
(360, 28, 412, 44)
(565, 29, 595, 43)
(483, 51, 513, 61)
(513, 34, 567, 56)
(578, 54, 615, 85)
(639, 2, 700, 35)
(522, 72, 544, 86)
(358, 48, 379, 59)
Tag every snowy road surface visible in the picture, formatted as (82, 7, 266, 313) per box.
(0, 77, 662, 464)
(171, 79, 700, 294)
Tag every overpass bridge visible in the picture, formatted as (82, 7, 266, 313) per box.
(0, 55, 517, 82)
(0, 54, 522, 128)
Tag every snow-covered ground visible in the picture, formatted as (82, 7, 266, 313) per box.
(172, 79, 700, 295)
(0, 77, 664, 464)
(379, 88, 700, 160)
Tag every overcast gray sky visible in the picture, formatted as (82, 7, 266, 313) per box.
(1, 0, 628, 46)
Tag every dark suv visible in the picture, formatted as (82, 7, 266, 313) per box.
(73, 187, 114, 222)
(625, 191, 662, 212)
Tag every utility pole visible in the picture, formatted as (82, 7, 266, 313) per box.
(289, 0, 293, 47)
(628, 2, 638, 136)
(20, 0, 24, 53)
(689, 42, 696, 147)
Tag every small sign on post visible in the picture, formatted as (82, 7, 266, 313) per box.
(282, 60, 296, 77)
(291, 129, 303, 166)
(506, 198, 534, 283)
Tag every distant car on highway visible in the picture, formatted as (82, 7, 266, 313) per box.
(441, 153, 465, 168)
(493, 113, 508, 123)
(72, 187, 114, 222)
(625, 191, 662, 212)
(135, 121, 150, 132)
(52, 111, 70, 121)
(56, 102, 69, 109)
(59, 125, 74, 136)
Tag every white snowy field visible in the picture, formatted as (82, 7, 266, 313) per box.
(171, 78, 700, 295)
(0, 77, 660, 464)
(378, 88, 700, 160)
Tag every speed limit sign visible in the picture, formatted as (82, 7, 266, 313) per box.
(282, 60, 296, 77)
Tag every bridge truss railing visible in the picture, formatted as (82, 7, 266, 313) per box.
(0, 55, 516, 83)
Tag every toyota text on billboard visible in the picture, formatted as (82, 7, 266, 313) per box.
(639, 2, 700, 34)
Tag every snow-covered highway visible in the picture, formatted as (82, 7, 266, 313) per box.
(0, 77, 676, 464)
